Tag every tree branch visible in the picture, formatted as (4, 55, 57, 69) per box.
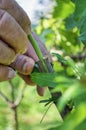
(8, 81, 26, 108)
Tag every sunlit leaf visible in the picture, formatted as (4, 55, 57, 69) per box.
(53, 0, 75, 19)
(74, 119, 86, 130)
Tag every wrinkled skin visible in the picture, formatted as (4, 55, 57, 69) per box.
(11, 32, 51, 96)
(0, 0, 51, 96)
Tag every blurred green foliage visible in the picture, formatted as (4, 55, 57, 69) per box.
(0, 0, 86, 130)
(0, 75, 62, 130)
(34, 0, 86, 130)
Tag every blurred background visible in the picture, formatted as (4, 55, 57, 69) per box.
(0, 0, 86, 130)
(0, 0, 62, 130)
(16, 0, 53, 23)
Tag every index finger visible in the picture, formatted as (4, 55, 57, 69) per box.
(0, 0, 31, 34)
(0, 9, 28, 54)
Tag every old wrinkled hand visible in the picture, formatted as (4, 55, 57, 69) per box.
(0, 0, 31, 81)
(0, 0, 51, 96)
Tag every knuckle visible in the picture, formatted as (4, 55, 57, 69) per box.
(0, 9, 5, 20)
(0, 40, 16, 65)
(0, 65, 8, 81)
(0, 52, 16, 65)
(16, 35, 28, 54)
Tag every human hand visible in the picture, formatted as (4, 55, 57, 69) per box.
(0, 0, 52, 96)
(11, 32, 52, 96)
(0, 0, 31, 81)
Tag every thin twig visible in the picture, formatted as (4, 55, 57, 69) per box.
(40, 103, 53, 123)
(9, 80, 15, 102)
(0, 91, 12, 106)
(9, 80, 19, 130)
(0, 80, 26, 130)
(13, 107, 18, 130)
(71, 54, 86, 60)
(14, 84, 26, 106)
(8, 81, 26, 108)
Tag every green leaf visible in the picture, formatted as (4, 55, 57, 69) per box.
(31, 72, 73, 88)
(66, 15, 76, 30)
(74, 119, 86, 130)
(53, 0, 75, 19)
(52, 53, 81, 76)
(65, 0, 86, 45)
(52, 53, 67, 64)
(74, 0, 86, 22)
(72, 0, 86, 45)
(79, 18, 86, 45)
(50, 103, 86, 130)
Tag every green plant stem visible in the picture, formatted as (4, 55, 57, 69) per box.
(28, 34, 71, 119)
(28, 34, 43, 61)
(28, 34, 48, 72)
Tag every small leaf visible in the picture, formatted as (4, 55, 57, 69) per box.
(52, 53, 67, 64)
(31, 72, 74, 88)
(31, 72, 57, 88)
(39, 99, 51, 103)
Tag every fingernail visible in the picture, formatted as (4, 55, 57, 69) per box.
(23, 61, 34, 74)
(8, 68, 16, 79)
